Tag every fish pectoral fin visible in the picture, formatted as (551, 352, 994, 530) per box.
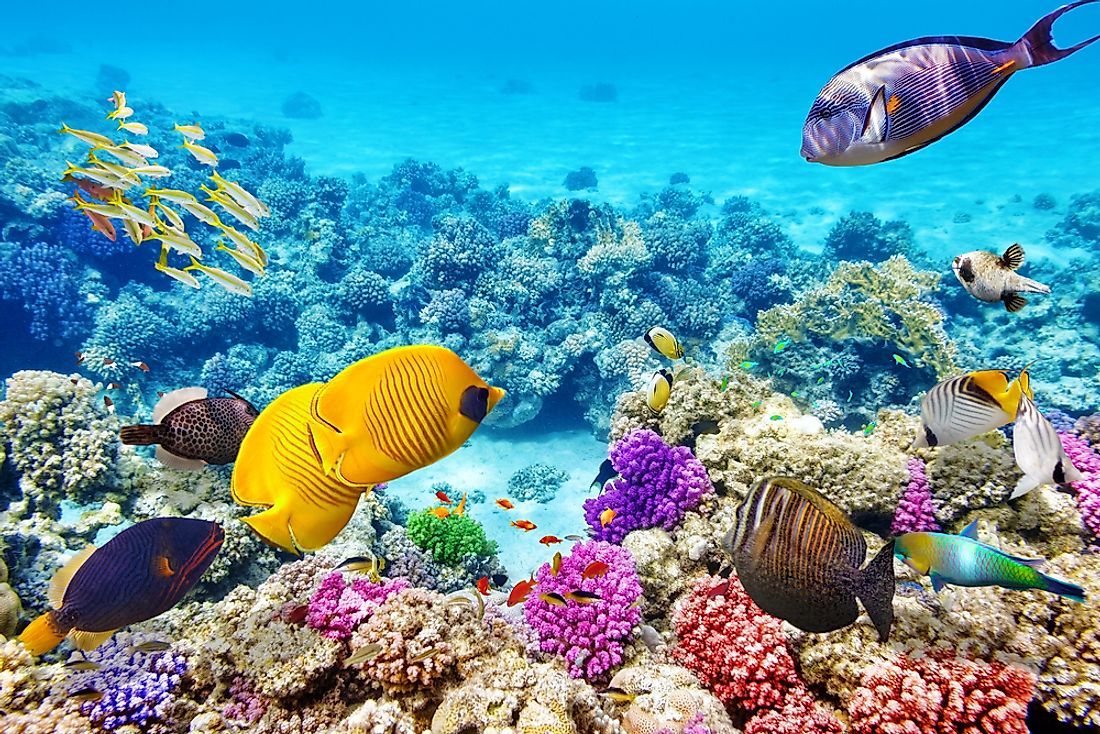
(154, 555, 175, 577)
(1000, 243, 1025, 270)
(929, 573, 949, 593)
(68, 628, 118, 652)
(241, 505, 300, 555)
(155, 446, 206, 472)
(861, 85, 891, 143)
(1003, 293, 1028, 312)
(958, 520, 980, 540)
(48, 546, 97, 609)
(306, 421, 350, 480)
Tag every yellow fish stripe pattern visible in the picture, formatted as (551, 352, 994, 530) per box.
(232, 346, 505, 554)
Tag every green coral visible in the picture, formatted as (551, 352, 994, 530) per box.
(755, 255, 957, 378)
(406, 508, 498, 566)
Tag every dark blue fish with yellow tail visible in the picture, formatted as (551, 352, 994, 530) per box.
(895, 521, 1084, 601)
(801, 1, 1100, 165)
(19, 518, 223, 656)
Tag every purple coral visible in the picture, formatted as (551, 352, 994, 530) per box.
(523, 540, 643, 681)
(1059, 431, 1100, 540)
(891, 458, 940, 534)
(306, 571, 410, 640)
(583, 429, 714, 543)
(222, 676, 265, 725)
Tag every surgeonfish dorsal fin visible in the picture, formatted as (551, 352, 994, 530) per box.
(68, 628, 118, 652)
(153, 387, 208, 423)
(155, 446, 206, 472)
(48, 546, 97, 609)
(958, 520, 980, 541)
(1000, 243, 1025, 270)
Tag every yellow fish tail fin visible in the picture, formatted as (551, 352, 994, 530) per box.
(19, 612, 66, 656)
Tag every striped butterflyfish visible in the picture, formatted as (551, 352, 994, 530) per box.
(646, 368, 673, 414)
(1010, 392, 1084, 499)
(912, 367, 1031, 449)
(231, 345, 504, 554)
(723, 477, 896, 642)
(643, 326, 684, 360)
(801, 1, 1100, 166)
(19, 518, 223, 656)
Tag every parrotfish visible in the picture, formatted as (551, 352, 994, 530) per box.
(952, 243, 1051, 312)
(912, 367, 1031, 448)
(120, 387, 259, 470)
(801, 1, 1100, 165)
(643, 326, 684, 360)
(894, 521, 1084, 601)
(19, 518, 223, 655)
(1010, 393, 1084, 498)
(723, 476, 896, 641)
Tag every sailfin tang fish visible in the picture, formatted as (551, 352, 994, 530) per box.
(801, 1, 1100, 165)
(895, 521, 1084, 601)
(724, 477, 896, 641)
(120, 388, 259, 469)
(953, 244, 1051, 312)
(1010, 393, 1085, 498)
(913, 368, 1031, 448)
(19, 518, 223, 656)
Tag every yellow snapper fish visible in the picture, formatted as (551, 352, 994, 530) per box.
(110, 192, 160, 229)
(643, 326, 684, 360)
(801, 1, 1100, 166)
(63, 162, 132, 190)
(1010, 393, 1085, 499)
(121, 141, 159, 159)
(178, 199, 224, 228)
(174, 123, 206, 141)
(154, 202, 186, 231)
(646, 368, 673, 414)
(106, 105, 134, 121)
(128, 165, 173, 179)
(185, 257, 252, 297)
(155, 251, 201, 288)
(118, 121, 149, 136)
(59, 123, 114, 149)
(231, 345, 504, 553)
(71, 193, 126, 221)
(145, 188, 199, 206)
(149, 227, 203, 258)
(181, 139, 219, 167)
(120, 218, 144, 245)
(217, 223, 267, 265)
(215, 241, 265, 276)
(93, 145, 148, 169)
(952, 243, 1051, 312)
(201, 185, 259, 230)
(912, 367, 1031, 448)
(212, 171, 270, 217)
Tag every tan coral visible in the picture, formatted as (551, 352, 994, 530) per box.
(610, 664, 735, 734)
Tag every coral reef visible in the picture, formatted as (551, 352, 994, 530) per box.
(507, 462, 569, 503)
(891, 457, 940, 534)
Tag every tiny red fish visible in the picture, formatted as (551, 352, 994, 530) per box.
(539, 535, 562, 546)
(507, 578, 537, 607)
(476, 576, 490, 595)
(511, 520, 537, 532)
(107, 383, 121, 390)
(436, 490, 453, 504)
(67, 176, 115, 202)
(582, 561, 610, 579)
(495, 498, 514, 510)
(283, 603, 309, 625)
(70, 378, 79, 385)
(130, 361, 150, 372)
(103, 396, 114, 412)
(157, 391, 165, 397)
(102, 358, 116, 367)
(75, 351, 85, 365)
(79, 207, 116, 241)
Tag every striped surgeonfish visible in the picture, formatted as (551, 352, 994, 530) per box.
(801, 1, 1100, 166)
(722, 477, 896, 642)
(231, 345, 504, 554)
(912, 367, 1032, 449)
(19, 518, 223, 655)
(895, 521, 1084, 601)
(1010, 392, 1084, 498)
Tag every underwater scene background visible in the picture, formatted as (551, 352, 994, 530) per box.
(2, 0, 1100, 731)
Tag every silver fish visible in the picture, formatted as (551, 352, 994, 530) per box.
(1011, 393, 1084, 498)
(801, 1, 1100, 166)
(952, 244, 1051, 312)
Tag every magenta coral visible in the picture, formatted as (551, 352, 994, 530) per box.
(1060, 431, 1100, 539)
(672, 576, 841, 733)
(306, 571, 409, 640)
(847, 653, 1036, 734)
(523, 540, 643, 682)
(892, 457, 940, 534)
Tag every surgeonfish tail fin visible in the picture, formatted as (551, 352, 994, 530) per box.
(1017, 0, 1100, 68)
(857, 540, 897, 642)
(1040, 572, 1085, 603)
(119, 424, 164, 446)
(18, 612, 66, 656)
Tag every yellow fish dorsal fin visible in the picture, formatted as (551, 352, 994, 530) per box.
(69, 629, 117, 652)
(48, 546, 97, 609)
(965, 369, 1016, 413)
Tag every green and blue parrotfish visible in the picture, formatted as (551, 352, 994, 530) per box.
(894, 521, 1084, 602)
(801, 1, 1100, 166)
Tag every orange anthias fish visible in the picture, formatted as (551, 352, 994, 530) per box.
(508, 578, 537, 607)
(431, 506, 451, 520)
(600, 508, 617, 528)
(539, 535, 562, 546)
(511, 520, 537, 532)
(476, 576, 490, 595)
(66, 175, 115, 202)
(495, 498, 514, 510)
(455, 492, 468, 516)
(435, 490, 453, 504)
(582, 561, 610, 579)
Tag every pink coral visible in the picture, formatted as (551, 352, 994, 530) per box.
(306, 572, 409, 640)
(222, 676, 265, 725)
(892, 457, 940, 534)
(1060, 431, 1100, 539)
(523, 540, 643, 681)
(847, 653, 1036, 734)
(352, 587, 455, 693)
(672, 576, 841, 733)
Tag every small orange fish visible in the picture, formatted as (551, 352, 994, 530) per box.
(511, 520, 537, 532)
(551, 551, 562, 576)
(455, 492, 467, 516)
(435, 490, 453, 504)
(130, 361, 150, 372)
(75, 351, 85, 364)
(496, 498, 514, 510)
(476, 576, 490, 595)
(539, 535, 562, 546)
(538, 592, 568, 607)
(80, 207, 117, 241)
(103, 396, 114, 412)
(582, 561, 610, 579)
(600, 508, 616, 528)
(102, 358, 116, 367)
(431, 506, 451, 520)
(564, 590, 602, 604)
(68, 176, 115, 202)
(508, 578, 537, 607)
(107, 383, 121, 390)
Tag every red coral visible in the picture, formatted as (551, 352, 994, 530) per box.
(672, 576, 841, 733)
(848, 653, 1036, 734)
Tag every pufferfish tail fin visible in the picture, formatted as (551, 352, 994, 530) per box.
(1016, 0, 1100, 69)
